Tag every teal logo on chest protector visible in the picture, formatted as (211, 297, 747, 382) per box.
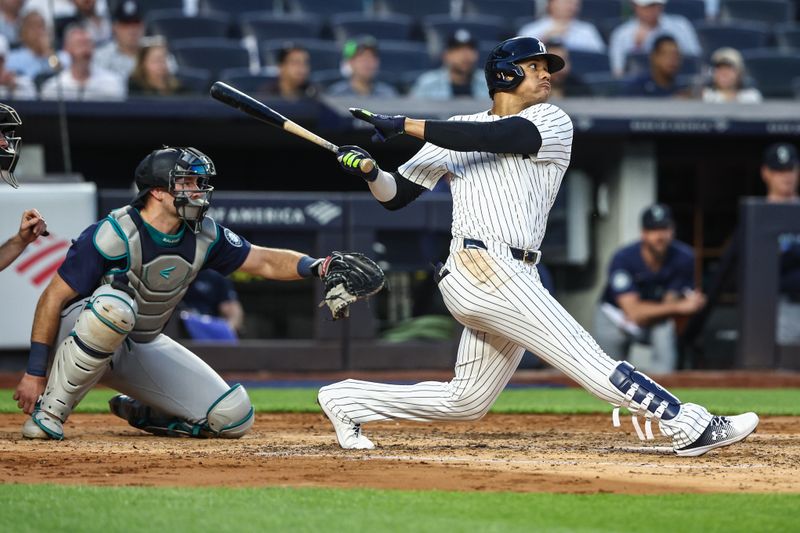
(159, 266, 177, 279)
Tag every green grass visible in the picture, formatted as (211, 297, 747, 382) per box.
(0, 485, 797, 533)
(2, 387, 800, 416)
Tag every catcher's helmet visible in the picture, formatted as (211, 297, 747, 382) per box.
(0, 103, 22, 188)
(132, 146, 215, 234)
(484, 36, 565, 98)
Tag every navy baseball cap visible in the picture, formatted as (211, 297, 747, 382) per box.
(641, 204, 674, 230)
(446, 29, 477, 50)
(763, 143, 799, 170)
(113, 0, 142, 23)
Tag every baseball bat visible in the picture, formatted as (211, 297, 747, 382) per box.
(209, 82, 374, 173)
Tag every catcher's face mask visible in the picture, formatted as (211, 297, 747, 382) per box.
(0, 103, 22, 188)
(169, 148, 215, 234)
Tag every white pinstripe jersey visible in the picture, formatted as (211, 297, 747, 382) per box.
(398, 103, 573, 250)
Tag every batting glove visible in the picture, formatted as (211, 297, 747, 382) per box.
(349, 108, 405, 143)
(337, 145, 379, 181)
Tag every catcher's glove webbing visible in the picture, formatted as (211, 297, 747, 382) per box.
(318, 251, 385, 319)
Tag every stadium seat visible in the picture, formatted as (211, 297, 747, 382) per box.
(721, 0, 794, 25)
(374, 41, 433, 87)
(695, 22, 771, 60)
(261, 38, 341, 70)
(241, 14, 325, 42)
(595, 17, 624, 44)
(741, 49, 800, 98)
(580, 72, 625, 97)
(477, 40, 498, 67)
(423, 15, 509, 54)
(287, 0, 368, 17)
(219, 67, 277, 93)
(465, 0, 536, 22)
(381, 0, 454, 17)
(200, 0, 276, 16)
(664, 0, 707, 22)
(175, 67, 212, 94)
(171, 39, 251, 79)
(625, 52, 702, 77)
(309, 69, 344, 88)
(513, 16, 535, 33)
(147, 10, 231, 41)
(567, 50, 612, 77)
(330, 13, 414, 42)
(579, 0, 624, 21)
(137, 0, 184, 17)
(775, 24, 800, 50)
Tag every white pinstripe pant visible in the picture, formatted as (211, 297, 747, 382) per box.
(320, 244, 712, 448)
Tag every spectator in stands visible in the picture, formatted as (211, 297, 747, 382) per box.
(0, 0, 24, 46)
(326, 37, 397, 98)
(181, 270, 245, 338)
(544, 39, 591, 97)
(410, 29, 484, 100)
(518, 0, 606, 53)
(258, 44, 319, 100)
(0, 35, 36, 99)
(40, 24, 125, 101)
(623, 35, 689, 97)
(608, 0, 700, 78)
(55, 0, 111, 47)
(761, 143, 800, 344)
(594, 204, 706, 373)
(128, 38, 185, 96)
(93, 0, 144, 79)
(7, 10, 61, 80)
(702, 47, 762, 104)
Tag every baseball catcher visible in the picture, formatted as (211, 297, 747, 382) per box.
(13, 146, 384, 440)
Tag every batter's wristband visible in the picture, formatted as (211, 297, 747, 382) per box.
(297, 256, 320, 278)
(27, 342, 50, 377)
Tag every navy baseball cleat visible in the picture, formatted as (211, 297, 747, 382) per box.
(675, 412, 759, 457)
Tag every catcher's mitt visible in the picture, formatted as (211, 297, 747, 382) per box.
(318, 251, 385, 319)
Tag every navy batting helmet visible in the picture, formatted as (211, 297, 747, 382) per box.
(484, 37, 565, 98)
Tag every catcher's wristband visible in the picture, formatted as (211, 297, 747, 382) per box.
(27, 342, 49, 377)
(297, 256, 327, 278)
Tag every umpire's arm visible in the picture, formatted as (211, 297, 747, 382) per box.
(238, 245, 314, 281)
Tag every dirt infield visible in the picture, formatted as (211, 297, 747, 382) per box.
(1, 413, 798, 494)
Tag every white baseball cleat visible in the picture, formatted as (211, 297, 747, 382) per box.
(674, 412, 759, 457)
(22, 409, 64, 440)
(318, 390, 375, 450)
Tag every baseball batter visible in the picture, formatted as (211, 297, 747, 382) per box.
(13, 146, 382, 440)
(320, 37, 758, 456)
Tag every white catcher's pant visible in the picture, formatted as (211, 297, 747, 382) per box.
(320, 242, 712, 448)
(58, 298, 231, 424)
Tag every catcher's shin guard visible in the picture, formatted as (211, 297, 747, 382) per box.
(27, 285, 136, 439)
(109, 384, 254, 439)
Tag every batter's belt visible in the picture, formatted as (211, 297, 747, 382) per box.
(462, 238, 542, 265)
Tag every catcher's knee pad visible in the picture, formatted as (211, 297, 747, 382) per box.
(38, 285, 136, 425)
(609, 361, 681, 440)
(205, 384, 254, 438)
(75, 284, 137, 353)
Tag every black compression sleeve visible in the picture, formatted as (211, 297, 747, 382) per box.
(379, 172, 426, 211)
(424, 117, 542, 155)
